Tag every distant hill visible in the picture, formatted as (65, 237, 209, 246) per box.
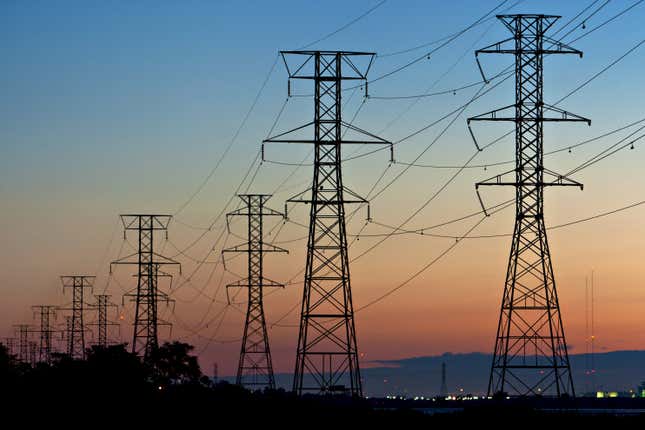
(265, 351, 645, 397)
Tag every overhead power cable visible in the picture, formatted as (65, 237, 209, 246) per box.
(297, 0, 388, 49)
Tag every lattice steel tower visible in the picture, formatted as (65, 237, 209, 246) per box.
(469, 14, 589, 397)
(264, 51, 391, 396)
(60, 276, 95, 359)
(88, 295, 119, 348)
(223, 194, 287, 389)
(14, 324, 31, 363)
(111, 215, 180, 360)
(63, 316, 73, 356)
(32, 305, 57, 364)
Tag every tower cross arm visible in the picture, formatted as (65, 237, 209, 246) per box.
(468, 104, 591, 124)
(475, 36, 516, 55)
(468, 104, 517, 123)
(120, 214, 172, 230)
(475, 168, 583, 190)
(110, 252, 180, 268)
(542, 37, 583, 57)
(279, 51, 375, 80)
(263, 121, 391, 146)
(285, 186, 368, 205)
(60, 275, 95, 287)
(226, 277, 285, 289)
(543, 104, 591, 124)
(222, 243, 288, 254)
(475, 36, 582, 57)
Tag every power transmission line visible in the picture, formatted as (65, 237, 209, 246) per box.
(262, 4, 643, 331)
(297, 0, 388, 49)
(156, 1, 644, 348)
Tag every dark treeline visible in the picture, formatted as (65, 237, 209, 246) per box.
(1, 342, 643, 424)
(0, 341, 421, 423)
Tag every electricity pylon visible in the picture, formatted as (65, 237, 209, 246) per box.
(31, 305, 57, 364)
(88, 294, 119, 348)
(60, 275, 94, 359)
(14, 324, 31, 363)
(111, 215, 180, 360)
(264, 50, 392, 396)
(440, 362, 448, 397)
(223, 194, 287, 390)
(469, 14, 590, 397)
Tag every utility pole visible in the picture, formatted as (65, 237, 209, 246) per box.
(223, 194, 287, 390)
(60, 275, 95, 359)
(14, 324, 31, 363)
(111, 215, 180, 360)
(88, 294, 119, 348)
(31, 305, 57, 364)
(469, 14, 589, 397)
(264, 50, 392, 396)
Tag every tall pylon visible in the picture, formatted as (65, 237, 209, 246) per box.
(31, 305, 57, 364)
(469, 14, 590, 397)
(264, 51, 391, 396)
(60, 275, 95, 359)
(88, 295, 119, 348)
(111, 215, 180, 360)
(223, 194, 287, 390)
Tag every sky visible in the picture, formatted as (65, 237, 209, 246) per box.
(2, 0, 645, 381)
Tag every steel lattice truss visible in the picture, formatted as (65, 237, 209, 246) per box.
(63, 316, 72, 356)
(88, 295, 119, 348)
(111, 215, 179, 360)
(264, 51, 391, 396)
(223, 194, 286, 390)
(469, 14, 590, 397)
(60, 275, 95, 360)
(14, 324, 31, 363)
(32, 305, 57, 364)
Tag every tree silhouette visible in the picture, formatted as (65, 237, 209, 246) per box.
(85, 343, 150, 391)
(148, 341, 202, 387)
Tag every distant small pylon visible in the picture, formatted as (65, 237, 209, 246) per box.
(440, 362, 448, 397)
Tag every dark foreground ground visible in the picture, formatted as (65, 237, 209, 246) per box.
(4, 384, 645, 425)
(2, 344, 644, 424)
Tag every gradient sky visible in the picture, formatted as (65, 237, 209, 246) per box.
(2, 0, 645, 384)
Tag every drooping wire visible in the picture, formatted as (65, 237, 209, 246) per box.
(366, 0, 511, 85)
(172, 0, 644, 340)
(297, 0, 388, 50)
(568, 1, 644, 45)
(554, 38, 645, 105)
(173, 53, 279, 217)
(274, 6, 645, 317)
(396, 116, 645, 169)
